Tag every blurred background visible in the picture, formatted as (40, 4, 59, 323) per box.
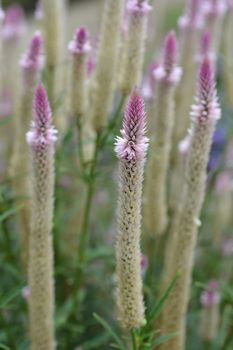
(2, 0, 96, 12)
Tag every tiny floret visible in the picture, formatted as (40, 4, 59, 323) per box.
(115, 89, 148, 161)
(68, 27, 91, 54)
(20, 31, 44, 71)
(27, 83, 57, 146)
(179, 0, 204, 29)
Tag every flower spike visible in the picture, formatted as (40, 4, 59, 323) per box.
(27, 83, 57, 146)
(115, 88, 148, 161)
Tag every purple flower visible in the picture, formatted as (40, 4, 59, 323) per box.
(2, 4, 25, 42)
(127, 0, 152, 15)
(68, 27, 91, 55)
(115, 88, 148, 161)
(153, 31, 182, 84)
(20, 31, 44, 71)
(200, 280, 220, 306)
(26, 83, 57, 147)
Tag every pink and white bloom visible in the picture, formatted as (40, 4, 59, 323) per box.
(2, 4, 25, 42)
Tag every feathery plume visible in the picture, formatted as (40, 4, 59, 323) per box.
(159, 57, 220, 350)
(145, 31, 181, 235)
(68, 27, 91, 119)
(10, 32, 44, 266)
(90, 0, 123, 130)
(200, 280, 220, 342)
(119, 0, 152, 96)
(115, 89, 148, 330)
(27, 83, 57, 350)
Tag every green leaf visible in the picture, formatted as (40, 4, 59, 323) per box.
(93, 313, 126, 350)
(0, 205, 23, 222)
(0, 286, 22, 309)
(152, 332, 178, 347)
(0, 344, 11, 350)
(148, 275, 177, 323)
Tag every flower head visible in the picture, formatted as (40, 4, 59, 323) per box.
(20, 31, 44, 72)
(179, 0, 204, 29)
(27, 83, 57, 146)
(153, 31, 182, 84)
(190, 57, 220, 124)
(127, 0, 152, 15)
(200, 280, 220, 306)
(35, 0, 43, 21)
(2, 4, 25, 41)
(115, 89, 148, 161)
(203, 0, 226, 19)
(68, 27, 91, 55)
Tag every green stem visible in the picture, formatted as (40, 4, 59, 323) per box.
(131, 329, 138, 350)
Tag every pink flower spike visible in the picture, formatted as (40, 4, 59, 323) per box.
(201, 31, 212, 56)
(27, 83, 57, 146)
(127, 0, 152, 15)
(179, 0, 204, 29)
(200, 280, 220, 306)
(68, 27, 91, 55)
(115, 88, 148, 161)
(2, 4, 25, 41)
(191, 57, 221, 123)
(163, 31, 178, 73)
(153, 32, 182, 84)
(20, 31, 44, 71)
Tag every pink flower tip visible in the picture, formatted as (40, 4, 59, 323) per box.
(68, 27, 91, 54)
(127, 0, 152, 15)
(200, 280, 220, 306)
(203, 0, 226, 18)
(115, 88, 148, 161)
(27, 83, 57, 146)
(153, 32, 182, 84)
(2, 4, 25, 41)
(20, 31, 44, 71)
(179, 0, 204, 29)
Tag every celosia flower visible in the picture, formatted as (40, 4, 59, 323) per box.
(159, 57, 220, 350)
(142, 60, 160, 101)
(35, 0, 43, 21)
(178, 0, 204, 29)
(27, 83, 57, 349)
(202, 0, 226, 19)
(2, 4, 25, 42)
(27, 83, 57, 146)
(145, 31, 181, 235)
(115, 89, 148, 330)
(115, 89, 148, 161)
(20, 31, 44, 87)
(68, 27, 91, 55)
(68, 27, 91, 119)
(200, 280, 220, 306)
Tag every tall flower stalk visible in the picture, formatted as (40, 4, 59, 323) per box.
(145, 31, 182, 236)
(115, 89, 148, 330)
(90, 0, 123, 130)
(27, 83, 57, 350)
(10, 32, 44, 266)
(159, 57, 221, 350)
(119, 0, 152, 96)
